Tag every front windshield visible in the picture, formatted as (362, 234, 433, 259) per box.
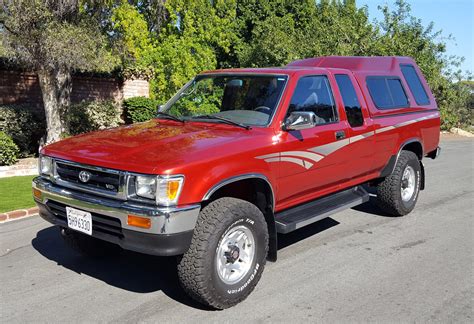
(163, 74, 288, 126)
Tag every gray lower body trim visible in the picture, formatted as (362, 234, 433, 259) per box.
(33, 177, 200, 235)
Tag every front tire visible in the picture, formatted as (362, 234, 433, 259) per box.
(376, 150, 421, 216)
(178, 197, 268, 309)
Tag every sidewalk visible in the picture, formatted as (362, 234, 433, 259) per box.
(0, 207, 38, 223)
(0, 158, 38, 178)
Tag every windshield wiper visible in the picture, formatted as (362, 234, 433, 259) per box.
(156, 111, 185, 123)
(192, 115, 251, 130)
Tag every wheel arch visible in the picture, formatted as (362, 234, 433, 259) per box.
(202, 174, 278, 262)
(399, 139, 424, 160)
(379, 138, 425, 188)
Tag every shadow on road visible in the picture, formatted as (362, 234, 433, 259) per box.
(277, 217, 340, 250)
(31, 200, 388, 309)
(351, 198, 395, 217)
(31, 226, 209, 310)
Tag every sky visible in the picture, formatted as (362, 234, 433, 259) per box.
(358, 0, 473, 74)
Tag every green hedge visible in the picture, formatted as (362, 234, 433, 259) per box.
(0, 104, 46, 157)
(123, 96, 159, 123)
(0, 131, 19, 166)
(68, 100, 123, 135)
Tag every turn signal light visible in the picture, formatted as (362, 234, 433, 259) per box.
(127, 215, 151, 229)
(33, 188, 42, 200)
(167, 180, 180, 201)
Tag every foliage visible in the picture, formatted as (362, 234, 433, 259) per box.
(0, 175, 36, 212)
(231, 0, 377, 68)
(123, 96, 160, 123)
(1, 0, 120, 143)
(2, 0, 472, 135)
(68, 100, 123, 135)
(372, 0, 471, 130)
(230, 0, 471, 130)
(1, 1, 118, 73)
(0, 131, 19, 166)
(0, 105, 46, 157)
(111, 1, 153, 74)
(146, 0, 238, 102)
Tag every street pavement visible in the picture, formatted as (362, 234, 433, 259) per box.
(1, 135, 472, 323)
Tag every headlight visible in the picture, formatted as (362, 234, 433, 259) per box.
(134, 175, 184, 206)
(39, 155, 53, 177)
(135, 175, 157, 199)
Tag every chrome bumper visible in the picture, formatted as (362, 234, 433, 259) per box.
(32, 177, 200, 235)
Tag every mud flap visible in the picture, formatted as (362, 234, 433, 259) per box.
(420, 160, 425, 190)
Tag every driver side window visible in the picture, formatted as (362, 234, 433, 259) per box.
(287, 76, 338, 125)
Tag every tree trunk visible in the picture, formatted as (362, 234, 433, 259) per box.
(37, 66, 72, 145)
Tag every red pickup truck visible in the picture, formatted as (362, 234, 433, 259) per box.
(33, 56, 440, 309)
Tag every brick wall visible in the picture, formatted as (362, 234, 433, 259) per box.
(0, 71, 43, 107)
(0, 70, 149, 107)
(122, 79, 150, 99)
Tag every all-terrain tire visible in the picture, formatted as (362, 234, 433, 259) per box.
(177, 197, 268, 309)
(376, 150, 421, 216)
(60, 228, 122, 257)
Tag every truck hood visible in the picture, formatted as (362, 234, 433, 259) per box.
(42, 119, 262, 174)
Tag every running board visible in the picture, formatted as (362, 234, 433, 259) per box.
(275, 186, 369, 234)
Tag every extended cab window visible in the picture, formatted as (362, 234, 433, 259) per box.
(400, 64, 430, 105)
(366, 77, 409, 109)
(287, 76, 337, 125)
(335, 74, 363, 127)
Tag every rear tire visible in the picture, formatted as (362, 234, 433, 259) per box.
(60, 228, 122, 257)
(376, 150, 421, 216)
(178, 197, 268, 309)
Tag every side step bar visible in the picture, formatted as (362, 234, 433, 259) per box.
(275, 186, 369, 234)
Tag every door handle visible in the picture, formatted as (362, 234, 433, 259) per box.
(335, 130, 346, 140)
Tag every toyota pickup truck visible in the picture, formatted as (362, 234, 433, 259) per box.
(33, 56, 440, 309)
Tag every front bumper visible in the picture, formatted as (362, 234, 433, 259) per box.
(33, 177, 200, 256)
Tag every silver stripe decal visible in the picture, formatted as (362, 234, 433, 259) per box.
(280, 151, 324, 162)
(256, 153, 280, 159)
(256, 111, 439, 169)
(263, 157, 280, 163)
(309, 138, 350, 156)
(350, 131, 375, 144)
(280, 157, 312, 169)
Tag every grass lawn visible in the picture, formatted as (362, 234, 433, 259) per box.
(0, 175, 36, 213)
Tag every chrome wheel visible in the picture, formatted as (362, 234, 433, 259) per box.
(216, 225, 255, 285)
(401, 165, 416, 202)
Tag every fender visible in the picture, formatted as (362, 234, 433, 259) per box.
(202, 173, 275, 210)
(380, 138, 424, 178)
(202, 173, 278, 262)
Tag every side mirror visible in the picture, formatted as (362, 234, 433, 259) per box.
(283, 111, 316, 131)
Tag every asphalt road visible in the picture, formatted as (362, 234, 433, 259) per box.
(1, 135, 473, 323)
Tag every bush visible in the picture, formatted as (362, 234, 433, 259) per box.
(123, 96, 159, 123)
(0, 104, 46, 157)
(0, 131, 19, 166)
(68, 100, 123, 135)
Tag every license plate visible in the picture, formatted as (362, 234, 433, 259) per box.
(66, 207, 92, 235)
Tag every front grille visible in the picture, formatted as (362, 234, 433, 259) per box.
(46, 200, 123, 237)
(55, 161, 121, 193)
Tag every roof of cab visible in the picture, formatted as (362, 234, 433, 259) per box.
(201, 56, 417, 75)
(287, 56, 416, 73)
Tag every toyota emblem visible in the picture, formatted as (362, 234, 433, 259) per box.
(78, 170, 92, 183)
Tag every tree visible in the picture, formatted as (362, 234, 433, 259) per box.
(0, 0, 117, 144)
(374, 0, 472, 129)
(145, 0, 238, 102)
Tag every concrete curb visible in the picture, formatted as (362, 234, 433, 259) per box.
(0, 207, 38, 223)
(450, 127, 474, 138)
